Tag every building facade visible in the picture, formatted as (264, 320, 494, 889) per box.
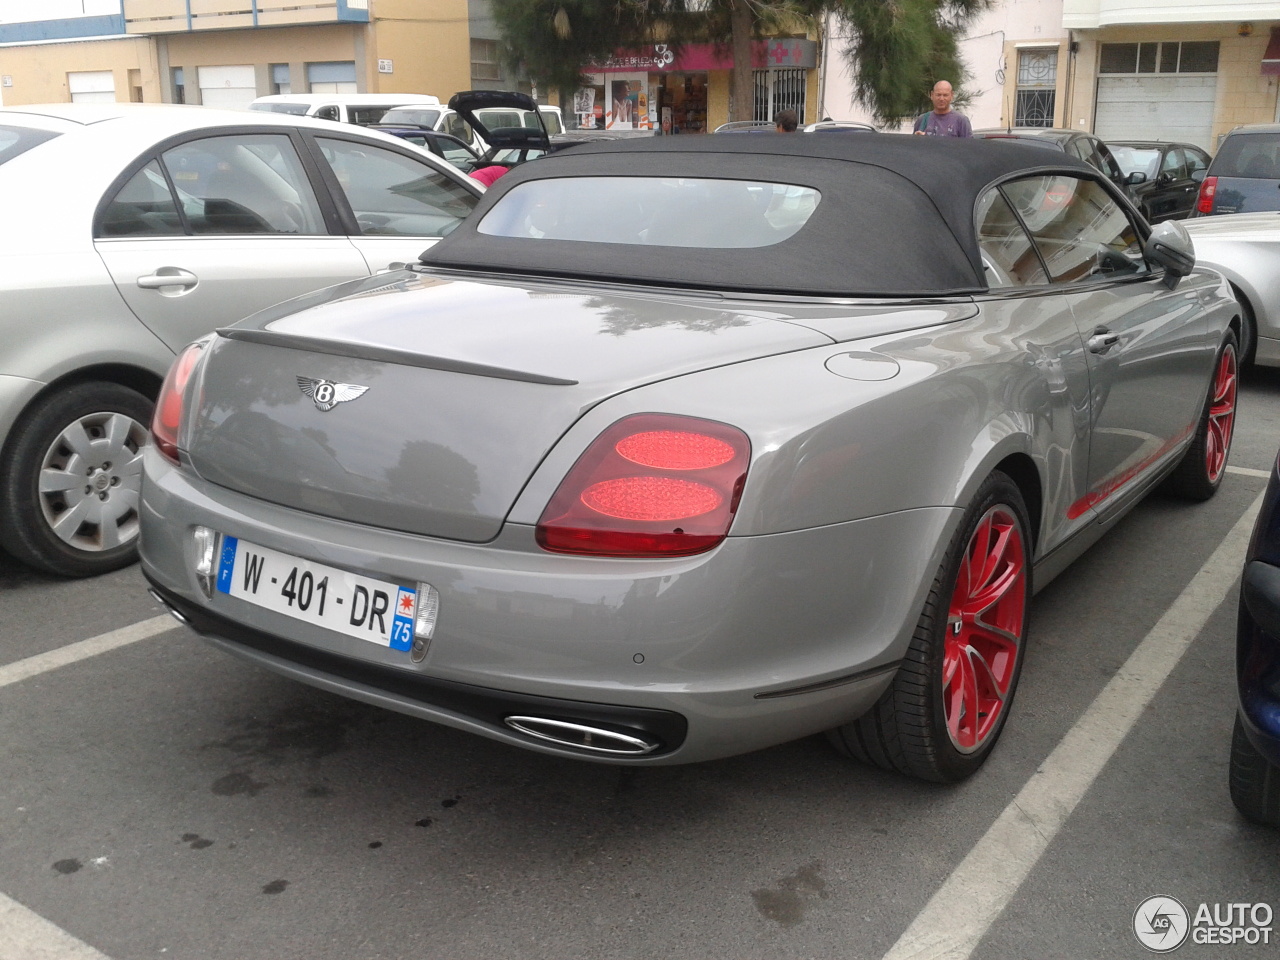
(1064, 0, 1280, 149)
(821, 0, 1280, 149)
(0, 0, 473, 109)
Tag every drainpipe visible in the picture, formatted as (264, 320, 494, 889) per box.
(816, 12, 828, 120)
(1064, 29, 1076, 128)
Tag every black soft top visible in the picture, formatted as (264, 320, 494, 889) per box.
(421, 132, 1102, 298)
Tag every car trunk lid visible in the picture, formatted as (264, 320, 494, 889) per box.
(183, 272, 833, 541)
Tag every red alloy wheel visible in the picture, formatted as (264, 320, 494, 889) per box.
(942, 506, 1027, 753)
(1205, 345, 1238, 484)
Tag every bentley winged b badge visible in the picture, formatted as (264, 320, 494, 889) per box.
(297, 376, 369, 412)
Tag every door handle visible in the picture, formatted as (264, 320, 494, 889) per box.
(137, 269, 198, 290)
(1087, 327, 1120, 353)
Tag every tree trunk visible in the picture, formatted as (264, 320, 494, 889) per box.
(729, 0, 754, 123)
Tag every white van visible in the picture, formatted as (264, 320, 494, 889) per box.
(247, 93, 441, 127)
(378, 102, 564, 152)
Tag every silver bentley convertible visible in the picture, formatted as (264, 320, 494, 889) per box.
(140, 135, 1239, 782)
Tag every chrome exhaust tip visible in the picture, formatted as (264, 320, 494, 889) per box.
(148, 588, 189, 625)
(503, 716, 660, 756)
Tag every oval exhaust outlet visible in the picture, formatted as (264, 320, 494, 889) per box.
(504, 716, 661, 756)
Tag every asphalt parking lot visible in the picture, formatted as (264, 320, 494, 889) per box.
(2, 371, 1280, 960)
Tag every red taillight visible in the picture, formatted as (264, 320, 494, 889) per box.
(1196, 175, 1218, 215)
(536, 414, 751, 557)
(151, 342, 205, 464)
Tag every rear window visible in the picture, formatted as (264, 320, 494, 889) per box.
(1211, 132, 1280, 179)
(381, 108, 442, 127)
(248, 102, 309, 116)
(1111, 146, 1161, 179)
(477, 176, 821, 248)
(0, 125, 60, 165)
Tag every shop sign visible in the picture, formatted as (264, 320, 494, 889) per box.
(590, 39, 816, 73)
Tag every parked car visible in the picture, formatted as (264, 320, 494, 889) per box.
(247, 92, 442, 127)
(1232, 449, 1280, 827)
(1108, 140, 1212, 221)
(366, 126, 484, 172)
(377, 98, 564, 154)
(0, 103, 482, 577)
(712, 119, 875, 134)
(1182, 212, 1280, 366)
(140, 134, 1238, 779)
(973, 127, 1133, 201)
(1192, 123, 1280, 216)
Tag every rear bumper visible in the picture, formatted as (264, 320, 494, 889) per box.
(140, 448, 957, 764)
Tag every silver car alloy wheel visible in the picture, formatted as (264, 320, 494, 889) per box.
(37, 409, 148, 553)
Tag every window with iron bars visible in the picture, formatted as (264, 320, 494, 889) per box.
(1014, 48, 1057, 127)
(471, 39, 502, 84)
(753, 68, 806, 124)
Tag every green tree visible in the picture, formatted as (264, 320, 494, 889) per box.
(490, 0, 992, 125)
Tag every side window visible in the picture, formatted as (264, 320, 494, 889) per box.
(316, 137, 478, 237)
(444, 113, 474, 144)
(1001, 175, 1148, 285)
(160, 134, 325, 236)
(1161, 147, 1188, 180)
(1186, 148, 1210, 179)
(975, 188, 1048, 287)
(98, 160, 184, 237)
(1093, 142, 1124, 182)
(349, 106, 390, 126)
(1067, 139, 1092, 164)
(314, 105, 340, 122)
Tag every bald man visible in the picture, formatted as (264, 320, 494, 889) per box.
(913, 81, 972, 137)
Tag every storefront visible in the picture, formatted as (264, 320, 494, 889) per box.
(576, 39, 817, 133)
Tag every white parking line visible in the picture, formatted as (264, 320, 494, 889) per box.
(1227, 465, 1272, 479)
(881, 489, 1265, 960)
(0, 891, 114, 960)
(0, 616, 174, 689)
(0, 617, 175, 960)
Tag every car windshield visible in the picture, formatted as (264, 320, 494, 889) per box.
(381, 108, 442, 127)
(1110, 146, 1161, 178)
(248, 102, 310, 116)
(478, 176, 821, 248)
(1212, 133, 1280, 179)
(0, 125, 60, 165)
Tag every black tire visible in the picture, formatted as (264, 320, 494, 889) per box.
(1164, 331, 1238, 501)
(1229, 714, 1280, 827)
(828, 471, 1032, 782)
(0, 382, 153, 577)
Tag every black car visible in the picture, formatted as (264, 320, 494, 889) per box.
(368, 126, 484, 172)
(1233, 450, 1280, 827)
(1108, 140, 1211, 221)
(1193, 123, 1280, 216)
(974, 128, 1133, 203)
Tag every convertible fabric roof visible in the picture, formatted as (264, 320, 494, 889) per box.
(421, 132, 1101, 299)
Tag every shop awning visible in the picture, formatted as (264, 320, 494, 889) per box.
(1263, 27, 1280, 76)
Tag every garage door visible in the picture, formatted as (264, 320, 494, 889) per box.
(198, 65, 256, 110)
(1094, 75, 1216, 151)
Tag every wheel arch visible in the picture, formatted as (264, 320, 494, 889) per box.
(991, 451, 1042, 553)
(1, 363, 162, 460)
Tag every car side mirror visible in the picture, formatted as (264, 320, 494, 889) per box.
(1191, 169, 1207, 183)
(1127, 171, 1148, 185)
(1143, 220, 1195, 290)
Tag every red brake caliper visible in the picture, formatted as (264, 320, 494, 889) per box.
(1206, 346, 1237, 483)
(942, 507, 1027, 752)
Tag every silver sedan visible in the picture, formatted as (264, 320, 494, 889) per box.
(0, 103, 481, 576)
(140, 135, 1238, 780)
(1182, 212, 1280, 367)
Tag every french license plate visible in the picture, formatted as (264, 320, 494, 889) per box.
(215, 536, 417, 651)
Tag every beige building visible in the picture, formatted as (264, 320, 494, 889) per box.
(0, 1, 471, 109)
(822, 0, 1280, 149)
(1064, 0, 1280, 149)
